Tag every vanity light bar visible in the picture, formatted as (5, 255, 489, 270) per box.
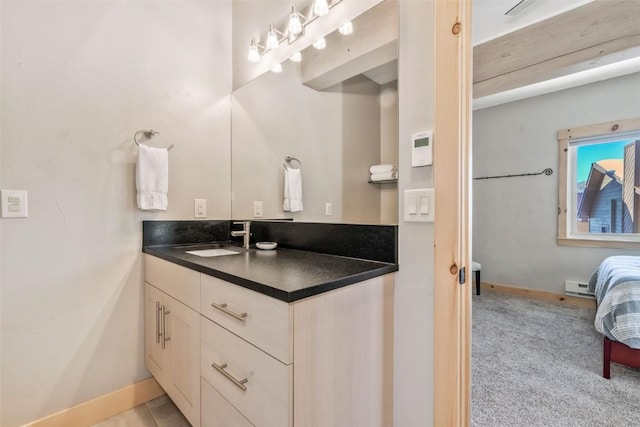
(247, 0, 348, 64)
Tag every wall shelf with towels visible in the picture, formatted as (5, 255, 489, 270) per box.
(368, 179, 397, 184)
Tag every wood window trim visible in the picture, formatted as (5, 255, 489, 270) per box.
(557, 116, 640, 249)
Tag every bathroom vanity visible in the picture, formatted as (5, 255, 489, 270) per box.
(142, 220, 397, 427)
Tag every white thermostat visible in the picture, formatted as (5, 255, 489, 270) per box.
(411, 131, 433, 167)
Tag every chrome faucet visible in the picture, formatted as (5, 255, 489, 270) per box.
(231, 221, 251, 249)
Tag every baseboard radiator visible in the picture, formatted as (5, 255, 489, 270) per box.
(564, 280, 595, 299)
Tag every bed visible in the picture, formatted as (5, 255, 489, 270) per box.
(588, 255, 640, 379)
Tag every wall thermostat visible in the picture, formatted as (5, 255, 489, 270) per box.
(411, 131, 433, 167)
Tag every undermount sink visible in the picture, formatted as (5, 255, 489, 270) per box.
(177, 243, 245, 257)
(186, 248, 241, 257)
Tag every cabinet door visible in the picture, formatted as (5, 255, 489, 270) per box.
(145, 283, 168, 387)
(165, 296, 201, 427)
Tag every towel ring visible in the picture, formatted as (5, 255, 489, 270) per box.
(283, 156, 301, 170)
(134, 129, 174, 150)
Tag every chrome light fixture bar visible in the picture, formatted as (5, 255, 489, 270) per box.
(248, 0, 347, 64)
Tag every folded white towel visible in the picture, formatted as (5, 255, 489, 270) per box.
(283, 168, 303, 212)
(370, 171, 398, 181)
(369, 164, 397, 174)
(136, 144, 169, 211)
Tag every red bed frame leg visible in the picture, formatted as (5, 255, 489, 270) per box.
(603, 337, 611, 379)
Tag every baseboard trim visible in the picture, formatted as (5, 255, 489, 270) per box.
(481, 281, 597, 309)
(22, 377, 165, 427)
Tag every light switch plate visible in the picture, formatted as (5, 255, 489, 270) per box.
(403, 188, 434, 222)
(1, 189, 28, 218)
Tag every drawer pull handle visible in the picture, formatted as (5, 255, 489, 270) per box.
(155, 301, 162, 344)
(211, 302, 247, 322)
(211, 362, 248, 391)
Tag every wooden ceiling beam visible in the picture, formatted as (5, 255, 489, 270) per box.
(473, 0, 640, 98)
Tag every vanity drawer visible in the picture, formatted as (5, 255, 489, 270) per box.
(201, 317, 292, 427)
(201, 378, 254, 427)
(144, 254, 200, 311)
(200, 274, 292, 364)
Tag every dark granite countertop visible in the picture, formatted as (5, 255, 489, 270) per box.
(143, 242, 398, 303)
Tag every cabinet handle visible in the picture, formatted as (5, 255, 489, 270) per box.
(162, 305, 171, 349)
(155, 301, 161, 344)
(211, 302, 247, 322)
(211, 362, 248, 391)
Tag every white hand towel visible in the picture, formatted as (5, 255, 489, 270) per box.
(283, 168, 303, 212)
(369, 164, 397, 174)
(136, 144, 169, 211)
(370, 171, 398, 181)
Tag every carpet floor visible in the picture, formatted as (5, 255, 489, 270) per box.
(472, 291, 640, 427)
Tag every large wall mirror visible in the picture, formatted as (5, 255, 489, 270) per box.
(231, 0, 399, 224)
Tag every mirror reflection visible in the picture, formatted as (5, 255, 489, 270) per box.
(231, 2, 399, 224)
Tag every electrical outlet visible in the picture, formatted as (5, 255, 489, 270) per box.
(194, 199, 207, 218)
(253, 201, 263, 218)
(325, 202, 332, 216)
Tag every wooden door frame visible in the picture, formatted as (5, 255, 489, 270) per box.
(433, 0, 472, 426)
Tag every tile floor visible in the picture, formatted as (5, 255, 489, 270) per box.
(92, 394, 190, 427)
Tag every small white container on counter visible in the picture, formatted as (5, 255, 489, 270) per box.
(256, 242, 278, 250)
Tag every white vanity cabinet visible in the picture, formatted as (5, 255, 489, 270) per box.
(144, 258, 201, 427)
(144, 254, 394, 427)
(199, 271, 394, 427)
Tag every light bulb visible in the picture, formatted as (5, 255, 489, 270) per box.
(288, 7, 303, 36)
(289, 52, 302, 63)
(247, 41, 260, 62)
(312, 37, 326, 50)
(313, 0, 329, 16)
(339, 21, 353, 35)
(271, 63, 283, 73)
(266, 25, 279, 50)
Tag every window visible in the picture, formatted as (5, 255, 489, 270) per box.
(558, 117, 640, 249)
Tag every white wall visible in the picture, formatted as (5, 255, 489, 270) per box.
(473, 72, 640, 294)
(394, 1, 435, 426)
(0, 2, 231, 426)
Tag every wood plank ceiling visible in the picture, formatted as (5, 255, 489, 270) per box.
(473, 0, 640, 98)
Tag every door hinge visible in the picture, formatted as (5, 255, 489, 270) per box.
(458, 267, 466, 285)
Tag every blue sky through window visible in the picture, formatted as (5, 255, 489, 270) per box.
(576, 140, 629, 182)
